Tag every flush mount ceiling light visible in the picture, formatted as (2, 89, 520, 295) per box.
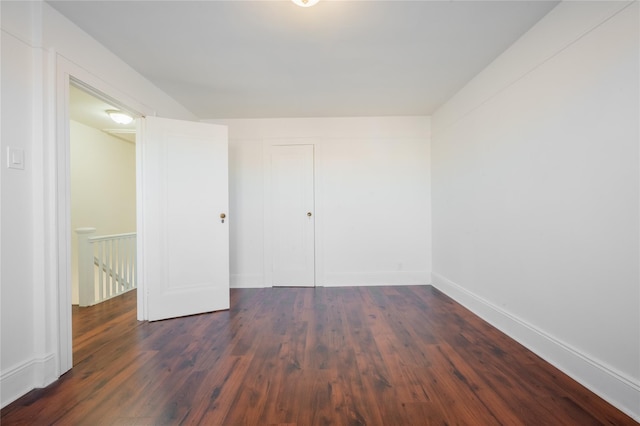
(292, 0, 320, 7)
(106, 109, 134, 125)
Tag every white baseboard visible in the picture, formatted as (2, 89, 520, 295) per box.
(1, 353, 58, 409)
(230, 273, 265, 289)
(321, 270, 430, 287)
(231, 271, 432, 289)
(431, 272, 640, 422)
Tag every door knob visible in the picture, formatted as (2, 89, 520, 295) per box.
(220, 213, 226, 223)
(307, 212, 312, 217)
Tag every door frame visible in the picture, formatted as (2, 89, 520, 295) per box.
(262, 139, 320, 288)
(54, 55, 153, 374)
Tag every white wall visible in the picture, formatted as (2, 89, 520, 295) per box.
(1, 1, 197, 408)
(431, 1, 639, 420)
(70, 121, 136, 304)
(209, 117, 431, 289)
(1, 10, 37, 404)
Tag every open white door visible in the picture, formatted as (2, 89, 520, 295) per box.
(139, 116, 229, 321)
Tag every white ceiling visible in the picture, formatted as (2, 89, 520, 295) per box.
(51, 0, 559, 119)
(69, 85, 137, 143)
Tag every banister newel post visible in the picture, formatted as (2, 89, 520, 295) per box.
(76, 227, 97, 307)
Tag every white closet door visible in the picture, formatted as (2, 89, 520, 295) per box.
(270, 144, 315, 287)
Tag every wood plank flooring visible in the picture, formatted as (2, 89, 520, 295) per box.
(1, 286, 637, 425)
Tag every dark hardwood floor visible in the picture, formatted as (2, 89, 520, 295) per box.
(1, 286, 637, 425)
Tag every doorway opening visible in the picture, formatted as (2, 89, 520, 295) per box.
(68, 83, 137, 361)
(56, 67, 230, 375)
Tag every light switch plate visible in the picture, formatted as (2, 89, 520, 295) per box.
(7, 147, 25, 170)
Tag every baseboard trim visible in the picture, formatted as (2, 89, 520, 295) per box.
(321, 271, 431, 287)
(1, 353, 58, 408)
(431, 272, 640, 422)
(230, 273, 265, 289)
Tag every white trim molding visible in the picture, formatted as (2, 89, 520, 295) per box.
(230, 273, 266, 289)
(1, 354, 57, 408)
(431, 272, 640, 422)
(322, 271, 430, 288)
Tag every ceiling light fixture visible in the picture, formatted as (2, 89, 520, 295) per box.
(106, 109, 134, 125)
(292, 0, 320, 7)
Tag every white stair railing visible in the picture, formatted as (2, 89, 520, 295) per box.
(76, 227, 137, 307)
